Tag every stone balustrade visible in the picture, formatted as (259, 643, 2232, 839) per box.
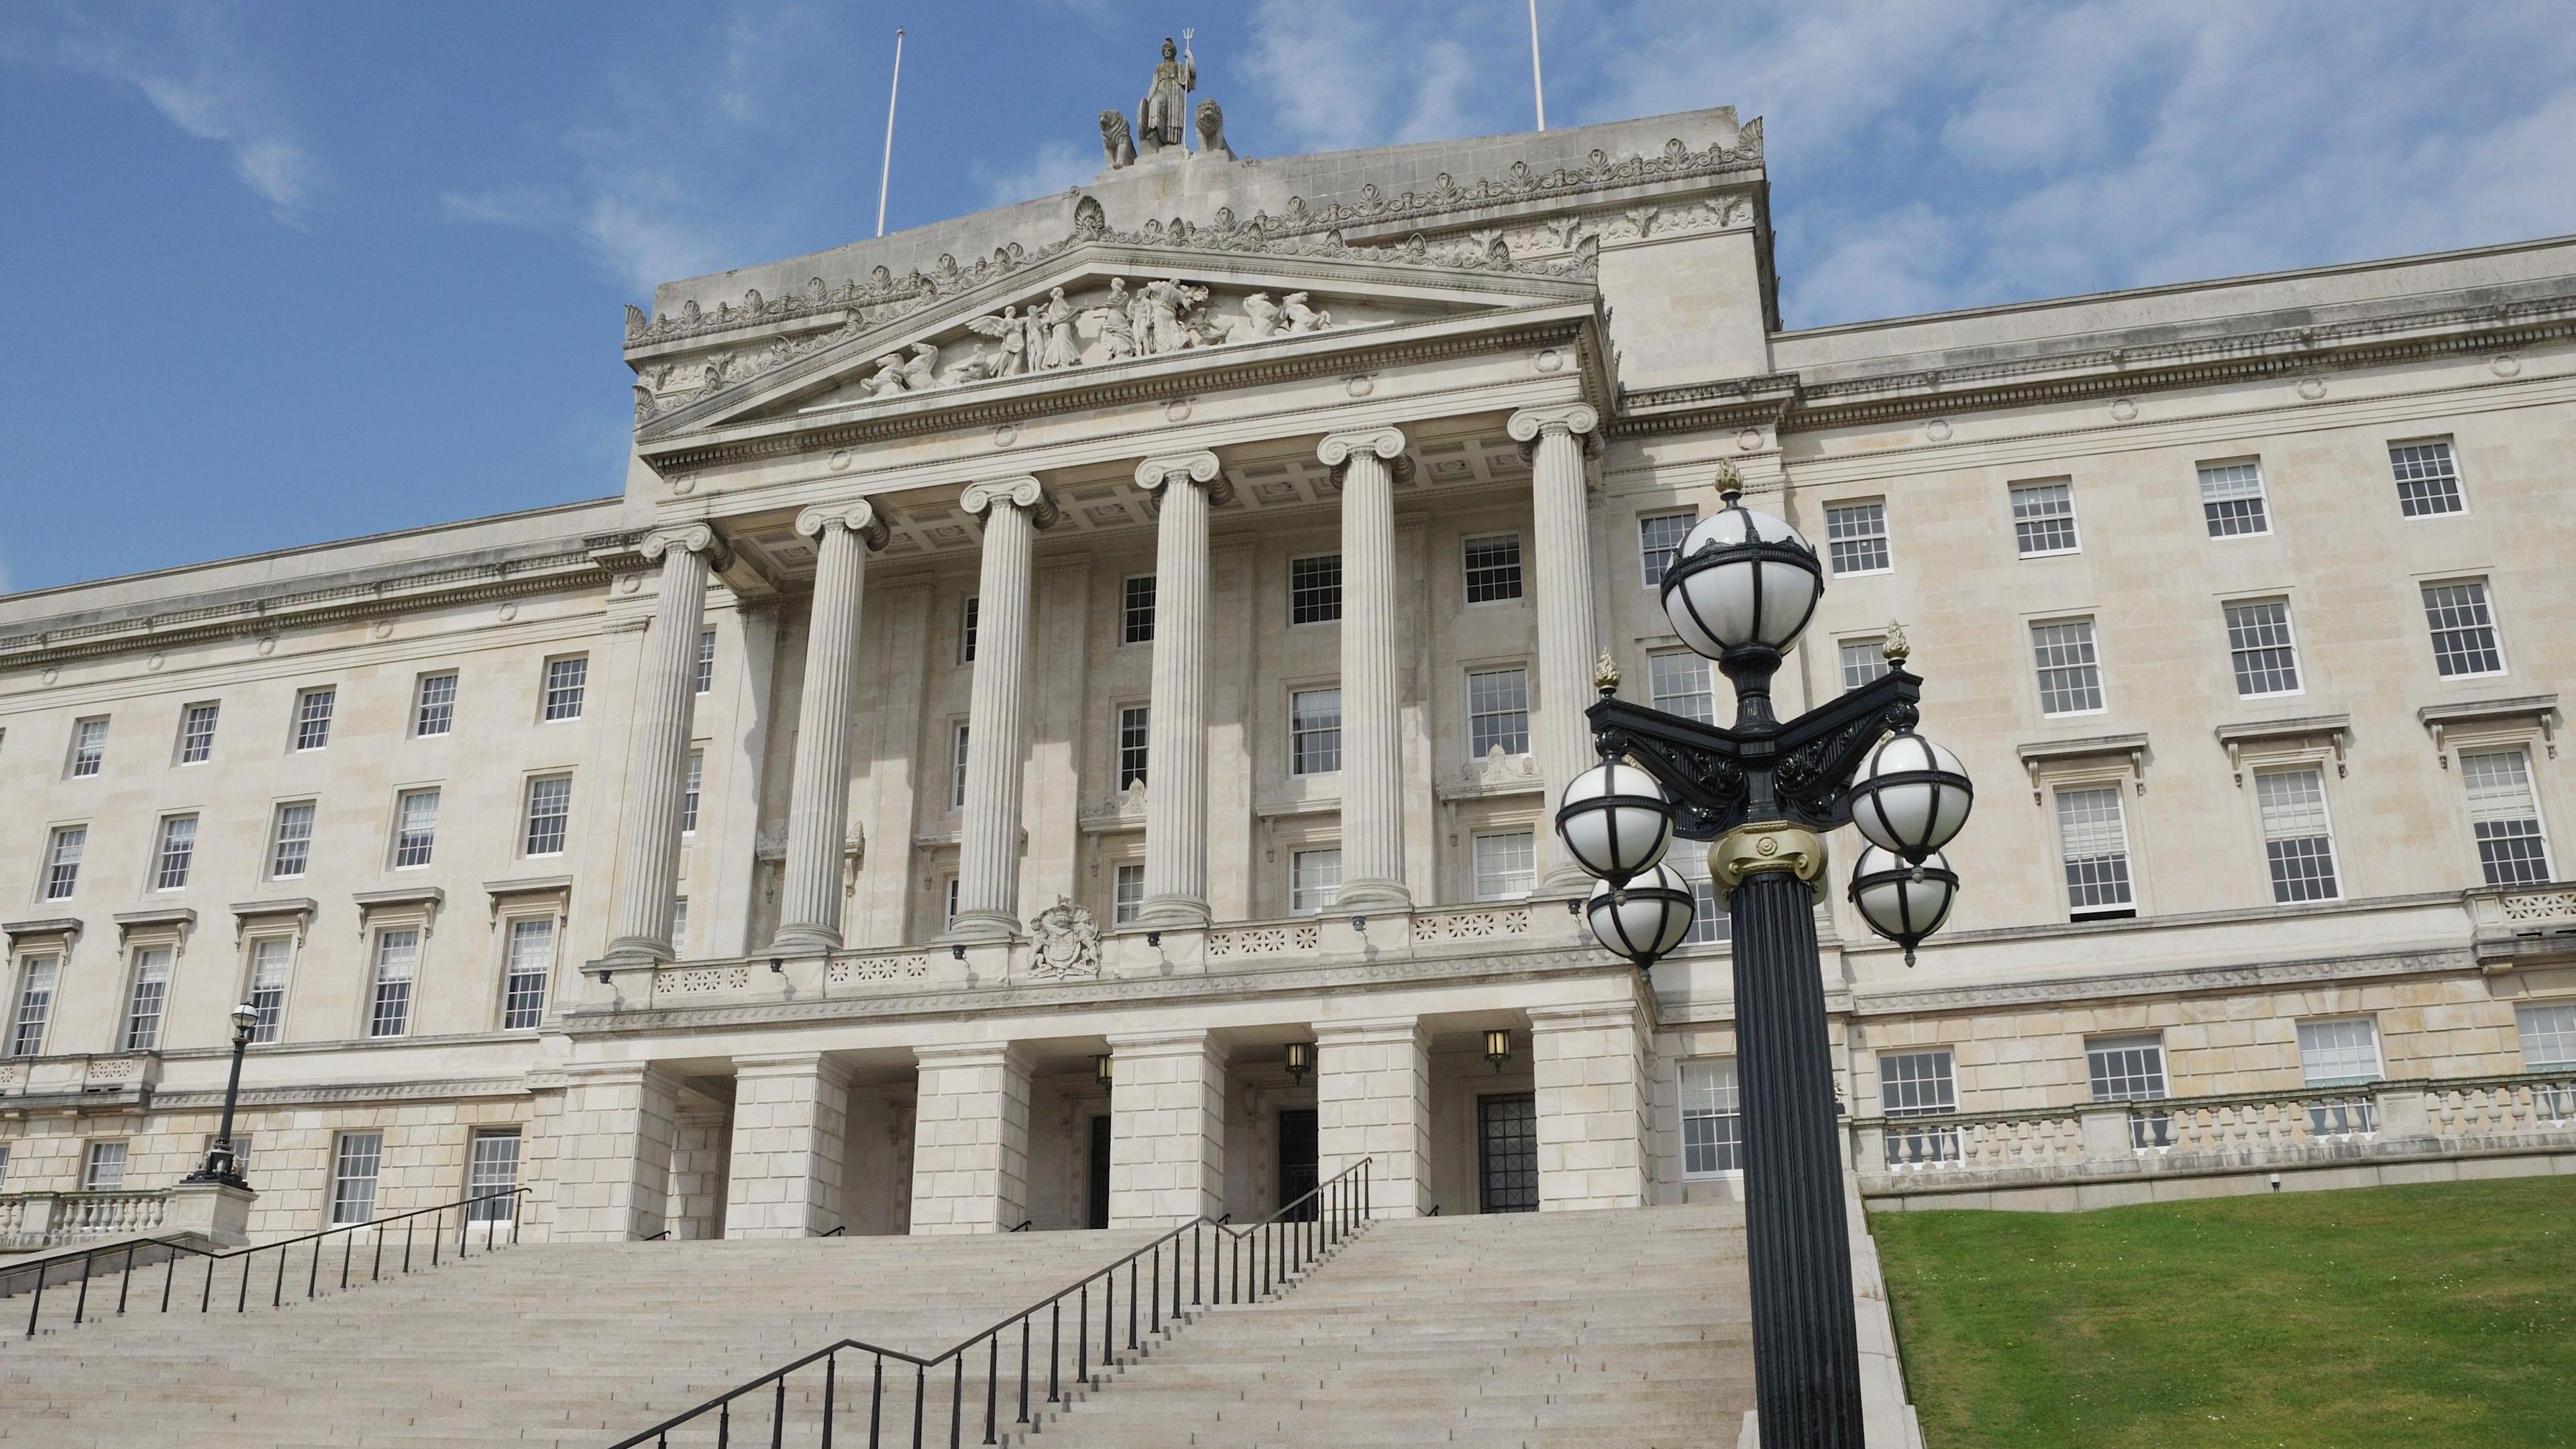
(0, 1189, 172, 1250)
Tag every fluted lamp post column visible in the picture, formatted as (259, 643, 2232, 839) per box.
(1134, 451, 1230, 931)
(183, 1003, 261, 1187)
(1507, 403, 1604, 892)
(950, 478, 1059, 943)
(606, 525, 729, 963)
(772, 501, 890, 955)
(1320, 427, 1412, 911)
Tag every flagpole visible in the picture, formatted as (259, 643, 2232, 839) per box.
(875, 28, 905, 237)
(1527, 0, 1546, 131)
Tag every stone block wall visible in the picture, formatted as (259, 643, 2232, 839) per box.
(1531, 1001, 1651, 1210)
(724, 1053, 849, 1238)
(907, 1043, 1032, 1234)
(1316, 1017, 1431, 1216)
(551, 1063, 679, 1242)
(1108, 1029, 1226, 1226)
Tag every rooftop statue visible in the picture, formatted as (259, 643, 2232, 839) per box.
(1137, 36, 1196, 155)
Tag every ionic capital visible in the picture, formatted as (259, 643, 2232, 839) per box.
(1505, 402, 1601, 443)
(639, 523, 732, 571)
(1134, 450, 1234, 508)
(794, 499, 892, 550)
(1317, 427, 1415, 489)
(961, 476, 1061, 529)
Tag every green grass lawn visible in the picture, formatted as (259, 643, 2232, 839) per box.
(1872, 1174, 2576, 1449)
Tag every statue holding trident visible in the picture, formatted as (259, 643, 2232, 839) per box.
(1136, 32, 1197, 155)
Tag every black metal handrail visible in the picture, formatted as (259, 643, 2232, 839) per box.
(7, 1186, 529, 1338)
(606, 1158, 1373, 1448)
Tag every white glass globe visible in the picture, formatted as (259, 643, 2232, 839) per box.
(1847, 732, 1974, 860)
(1849, 846, 1959, 965)
(1660, 494, 1823, 658)
(1553, 761, 1674, 885)
(1585, 865, 1697, 967)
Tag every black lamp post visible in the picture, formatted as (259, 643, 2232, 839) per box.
(183, 1002, 262, 1189)
(1554, 475, 1973, 1449)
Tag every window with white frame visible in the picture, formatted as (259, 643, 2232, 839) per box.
(413, 672, 457, 737)
(2223, 600, 2302, 696)
(1472, 831, 1536, 901)
(68, 716, 107, 777)
(85, 1140, 127, 1191)
(1879, 1050, 1960, 1166)
(270, 801, 315, 879)
(43, 826, 85, 901)
(2296, 1017, 2382, 1136)
(1291, 688, 1342, 775)
(368, 929, 419, 1038)
(1839, 639, 1890, 692)
(177, 703, 219, 765)
(1466, 668, 1531, 757)
(2255, 766, 2340, 902)
(682, 751, 703, 834)
(1638, 511, 1696, 586)
(2056, 786, 2135, 918)
(1117, 706, 1150, 789)
(2421, 580, 2504, 677)
(246, 937, 290, 1044)
(959, 596, 979, 664)
(2390, 439, 2463, 518)
(1462, 534, 1525, 604)
(694, 630, 716, 694)
(540, 656, 588, 721)
(2516, 1003, 2576, 1071)
(1112, 862, 1146, 926)
(2088, 1034, 2173, 1148)
(669, 897, 688, 947)
(1290, 848, 1342, 915)
(500, 918, 553, 1030)
(950, 724, 971, 809)
(10, 955, 60, 1057)
(0, 1144, 9, 1185)
(2196, 460, 2270, 537)
(330, 1132, 383, 1225)
(2010, 481, 2080, 557)
(122, 948, 173, 1051)
(1680, 873, 1728, 948)
(1122, 575, 1156, 645)
(2030, 619, 2105, 715)
(292, 688, 335, 751)
(153, 814, 198, 891)
(523, 776, 572, 856)
(1823, 500, 1890, 576)
(468, 1129, 523, 1222)
(1289, 555, 1342, 625)
(1648, 651, 1715, 723)
(1680, 1059, 1743, 1176)
(943, 876, 960, 928)
(2462, 747, 2553, 885)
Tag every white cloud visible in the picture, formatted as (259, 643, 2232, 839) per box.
(978, 140, 1096, 209)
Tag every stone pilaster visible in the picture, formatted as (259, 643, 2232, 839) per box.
(1313, 1016, 1430, 1216)
(907, 1043, 1034, 1234)
(773, 502, 890, 954)
(1529, 1000, 1651, 1211)
(1135, 452, 1230, 930)
(551, 1063, 681, 1242)
(667, 1098, 733, 1240)
(1320, 429, 1411, 911)
(606, 527, 727, 963)
(951, 478, 1057, 943)
(1108, 1028, 1228, 1226)
(723, 1051, 853, 1238)
(1508, 404, 1605, 890)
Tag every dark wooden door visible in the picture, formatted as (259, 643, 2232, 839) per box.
(1086, 1114, 1112, 1229)
(1478, 1092, 1539, 1214)
(1277, 1108, 1319, 1221)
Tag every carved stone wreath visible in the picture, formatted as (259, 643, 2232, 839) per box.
(1026, 896, 1103, 981)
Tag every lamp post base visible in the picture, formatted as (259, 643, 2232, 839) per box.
(166, 1179, 255, 1249)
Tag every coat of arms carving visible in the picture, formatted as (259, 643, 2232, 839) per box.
(1027, 896, 1103, 980)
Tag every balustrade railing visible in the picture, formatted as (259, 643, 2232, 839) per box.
(604, 1159, 1373, 1448)
(0, 1189, 172, 1250)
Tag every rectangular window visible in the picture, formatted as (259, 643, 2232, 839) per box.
(1880, 1050, 1960, 1167)
(2422, 580, 2504, 677)
(1472, 830, 1536, 901)
(1466, 667, 1531, 757)
(682, 751, 703, 835)
(68, 717, 108, 778)
(43, 826, 85, 901)
(1638, 512, 1696, 587)
(669, 897, 688, 947)
(1117, 706, 1150, 789)
(293, 688, 335, 751)
(246, 937, 290, 1044)
(2298, 1018, 2383, 1136)
(2256, 766, 2340, 902)
(270, 802, 316, 879)
(369, 930, 419, 1038)
(1289, 555, 1342, 625)
(1291, 688, 1342, 775)
(177, 703, 219, 764)
(1290, 848, 1342, 916)
(500, 918, 553, 1030)
(468, 1130, 523, 1223)
(10, 956, 60, 1057)
(2030, 619, 2105, 715)
(523, 777, 572, 856)
(943, 876, 959, 928)
(2010, 481, 2080, 557)
(694, 629, 716, 694)
(2390, 439, 2464, 517)
(329, 1132, 383, 1226)
(2196, 460, 2270, 537)
(123, 947, 173, 1051)
(200, 1132, 252, 1177)
(1648, 651, 1715, 724)
(2088, 1033, 2172, 1150)
(1112, 863, 1146, 926)
(1839, 639, 1890, 692)
(1824, 500, 1890, 576)
(2463, 748, 2553, 886)
(85, 1140, 127, 1191)
(392, 790, 439, 869)
(2056, 786, 2135, 918)
(153, 814, 198, 891)
(958, 595, 979, 665)
(541, 656, 588, 721)
(1122, 575, 1156, 645)
(1680, 875, 1728, 947)
(1462, 534, 1525, 604)
(2224, 600, 2302, 696)
(1680, 1059, 1743, 1176)
(951, 724, 971, 810)
(2516, 1003, 2576, 1069)
(413, 673, 458, 737)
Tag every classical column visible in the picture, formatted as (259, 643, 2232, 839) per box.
(1509, 403, 1605, 890)
(1313, 1016, 1431, 1216)
(773, 502, 890, 954)
(1108, 1028, 1228, 1226)
(908, 1043, 1034, 1234)
(605, 526, 727, 964)
(1134, 451, 1230, 930)
(1529, 999, 1651, 1212)
(1320, 429, 1411, 911)
(951, 478, 1057, 942)
(724, 1051, 853, 1238)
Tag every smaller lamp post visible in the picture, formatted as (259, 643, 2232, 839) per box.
(1094, 1053, 1114, 1089)
(1483, 1028, 1513, 1074)
(184, 1002, 261, 1189)
(1283, 1040, 1313, 1086)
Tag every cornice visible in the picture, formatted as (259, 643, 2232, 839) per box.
(1851, 943, 2473, 1020)
(148, 1075, 533, 1111)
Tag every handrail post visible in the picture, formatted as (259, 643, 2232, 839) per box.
(911, 1360, 926, 1449)
(1192, 1221, 1202, 1307)
(871, 1352, 885, 1448)
(951, 1353, 964, 1448)
(1150, 1247, 1161, 1336)
(1049, 1299, 1061, 1403)
(117, 1244, 136, 1315)
(822, 1352, 839, 1449)
(771, 1376, 787, 1449)
(1077, 1283, 1088, 1388)
(308, 1233, 321, 1299)
(73, 1251, 91, 1326)
(341, 1231, 354, 1291)
(25, 1263, 43, 1336)
(984, 1331, 998, 1444)
(162, 1247, 178, 1314)
(1018, 1314, 1031, 1424)
(403, 1216, 415, 1273)
(272, 1244, 285, 1308)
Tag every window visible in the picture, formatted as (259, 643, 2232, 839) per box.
(2463, 748, 2553, 885)
(153, 814, 198, 891)
(270, 802, 316, 879)
(950, 724, 971, 809)
(2056, 786, 2135, 918)
(1289, 555, 1342, 625)
(1472, 830, 1536, 901)
(246, 938, 290, 1044)
(943, 876, 960, 928)
(1680, 1059, 1743, 1176)
(1291, 688, 1342, 775)
(1824, 500, 1890, 576)
(392, 790, 439, 868)
(413, 673, 458, 737)
(1680, 875, 1729, 948)
(1290, 848, 1342, 915)
(2010, 481, 2080, 557)
(1122, 575, 1156, 645)
(123, 948, 172, 1051)
(1466, 668, 1531, 757)
(2516, 1003, 2576, 1069)
(670, 897, 688, 947)
(2390, 439, 2464, 517)
(1112, 863, 1146, 926)
(468, 1130, 523, 1222)
(682, 752, 703, 835)
(43, 826, 85, 901)
(523, 777, 572, 856)
(369, 930, 419, 1038)
(329, 1132, 383, 1225)
(1462, 534, 1525, 603)
(2088, 1034, 2172, 1150)
(1880, 1050, 1960, 1167)
(1839, 639, 1890, 692)
(2255, 767, 2339, 902)
(1648, 651, 1715, 724)
(959, 596, 979, 664)
(9, 956, 58, 1057)
(293, 688, 335, 751)
(694, 630, 716, 694)
(68, 717, 108, 777)
(500, 918, 553, 1030)
(85, 1140, 128, 1191)
(201, 1132, 252, 1177)
(2030, 619, 2105, 715)
(0, 1144, 9, 1185)
(2223, 600, 2301, 696)
(2196, 460, 2270, 537)
(1638, 512, 1695, 586)
(177, 703, 219, 764)
(1117, 706, 1150, 789)
(2422, 580, 2504, 677)
(541, 657, 588, 721)
(2296, 1017, 2382, 1136)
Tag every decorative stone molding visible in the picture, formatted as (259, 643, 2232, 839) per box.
(2016, 733, 2151, 802)
(2, 917, 84, 949)
(1205, 923, 1322, 958)
(2418, 694, 2559, 768)
(639, 523, 732, 571)
(2215, 714, 2352, 785)
(352, 886, 445, 941)
(1132, 450, 1234, 506)
(484, 876, 574, 930)
(1026, 897, 1104, 981)
(794, 499, 893, 551)
(2467, 885, 2576, 972)
(1409, 906, 1534, 944)
(960, 476, 1062, 529)
(1506, 402, 1605, 464)
(112, 908, 199, 958)
(1317, 427, 1414, 487)
(1440, 744, 1544, 800)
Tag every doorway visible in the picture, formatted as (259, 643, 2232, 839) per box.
(1086, 1115, 1111, 1229)
(1478, 1092, 1539, 1214)
(1277, 1107, 1318, 1221)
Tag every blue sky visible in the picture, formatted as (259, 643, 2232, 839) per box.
(5, 1, 2573, 596)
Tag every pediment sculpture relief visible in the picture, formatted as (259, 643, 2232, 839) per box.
(1027, 896, 1103, 981)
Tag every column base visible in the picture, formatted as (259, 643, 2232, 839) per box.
(767, 924, 842, 957)
(602, 934, 676, 966)
(945, 909, 1022, 945)
(1334, 878, 1413, 912)
(165, 1181, 254, 1249)
(1134, 894, 1212, 930)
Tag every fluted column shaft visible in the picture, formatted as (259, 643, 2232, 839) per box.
(773, 502, 887, 954)
(606, 529, 722, 963)
(1322, 429, 1409, 911)
(1137, 451, 1226, 930)
(1511, 405, 1604, 889)
(951, 478, 1055, 942)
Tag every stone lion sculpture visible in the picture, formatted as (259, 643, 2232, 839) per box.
(1195, 99, 1233, 160)
(1099, 110, 1136, 170)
